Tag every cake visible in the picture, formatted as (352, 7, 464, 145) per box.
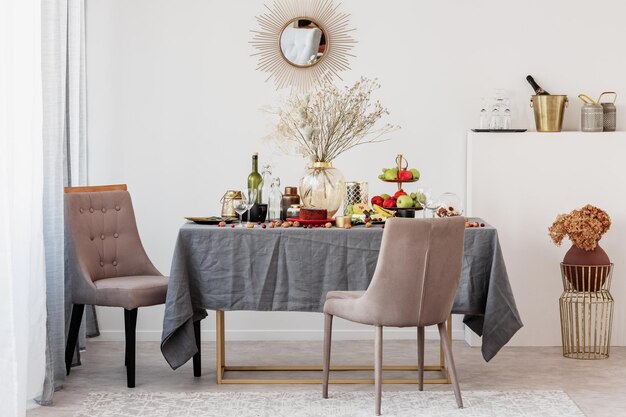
(299, 207, 328, 220)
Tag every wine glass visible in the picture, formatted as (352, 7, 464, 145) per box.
(243, 188, 258, 224)
(232, 196, 249, 228)
(416, 187, 436, 218)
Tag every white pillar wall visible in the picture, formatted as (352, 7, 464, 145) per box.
(87, 0, 626, 344)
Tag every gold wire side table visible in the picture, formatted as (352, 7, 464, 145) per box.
(559, 263, 614, 359)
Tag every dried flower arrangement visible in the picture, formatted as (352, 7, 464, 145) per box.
(548, 204, 611, 251)
(269, 77, 399, 162)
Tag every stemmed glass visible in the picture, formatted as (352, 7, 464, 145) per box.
(232, 197, 249, 228)
(233, 188, 258, 227)
(416, 187, 437, 218)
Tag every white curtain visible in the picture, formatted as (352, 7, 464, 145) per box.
(0, 0, 47, 415)
(39, 0, 89, 405)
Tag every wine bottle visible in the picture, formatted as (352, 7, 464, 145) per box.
(526, 75, 550, 95)
(247, 153, 263, 204)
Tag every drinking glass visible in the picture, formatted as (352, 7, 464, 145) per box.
(416, 187, 437, 218)
(243, 188, 258, 224)
(232, 197, 249, 227)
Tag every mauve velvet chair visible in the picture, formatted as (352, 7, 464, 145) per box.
(322, 217, 466, 415)
(64, 184, 168, 388)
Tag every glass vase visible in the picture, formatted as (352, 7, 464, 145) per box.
(299, 162, 345, 217)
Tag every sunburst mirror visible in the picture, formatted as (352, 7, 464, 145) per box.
(251, 0, 356, 91)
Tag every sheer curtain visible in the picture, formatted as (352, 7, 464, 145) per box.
(39, 0, 89, 406)
(0, 0, 47, 415)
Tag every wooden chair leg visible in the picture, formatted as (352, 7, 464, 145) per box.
(124, 308, 138, 388)
(65, 304, 85, 375)
(322, 313, 333, 399)
(438, 322, 462, 408)
(375, 326, 383, 416)
(193, 320, 201, 377)
(417, 326, 424, 391)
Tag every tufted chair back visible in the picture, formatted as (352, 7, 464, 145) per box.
(64, 186, 161, 290)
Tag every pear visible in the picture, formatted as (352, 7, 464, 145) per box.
(383, 169, 397, 180)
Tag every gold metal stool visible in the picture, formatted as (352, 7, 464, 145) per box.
(559, 263, 614, 359)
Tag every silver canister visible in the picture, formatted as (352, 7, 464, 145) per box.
(343, 181, 369, 215)
(220, 190, 242, 219)
(599, 92, 617, 132)
(579, 94, 603, 132)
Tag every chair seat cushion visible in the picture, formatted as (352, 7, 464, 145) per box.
(94, 275, 168, 309)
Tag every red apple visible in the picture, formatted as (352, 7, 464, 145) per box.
(371, 195, 384, 206)
(383, 197, 396, 209)
(393, 190, 407, 199)
(398, 169, 412, 181)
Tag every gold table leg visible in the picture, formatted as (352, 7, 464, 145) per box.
(214, 310, 452, 385)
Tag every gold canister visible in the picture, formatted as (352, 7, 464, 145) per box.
(530, 95, 568, 132)
(220, 190, 242, 219)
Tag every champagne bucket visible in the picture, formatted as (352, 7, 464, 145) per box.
(220, 190, 242, 219)
(599, 92, 617, 132)
(530, 95, 568, 132)
(579, 94, 603, 132)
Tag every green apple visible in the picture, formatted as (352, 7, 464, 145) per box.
(396, 195, 413, 208)
(383, 169, 397, 180)
(410, 168, 420, 180)
(380, 193, 391, 200)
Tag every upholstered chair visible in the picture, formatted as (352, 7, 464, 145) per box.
(64, 184, 167, 388)
(322, 217, 466, 415)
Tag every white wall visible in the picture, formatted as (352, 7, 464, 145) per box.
(86, 0, 626, 344)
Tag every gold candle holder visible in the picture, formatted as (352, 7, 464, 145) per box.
(559, 263, 614, 360)
(335, 216, 351, 228)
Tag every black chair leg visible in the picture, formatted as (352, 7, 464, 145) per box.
(65, 304, 85, 376)
(193, 320, 201, 377)
(124, 308, 138, 388)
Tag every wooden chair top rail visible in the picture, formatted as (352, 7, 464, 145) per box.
(64, 184, 128, 194)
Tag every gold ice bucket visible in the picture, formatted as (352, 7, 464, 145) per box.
(531, 95, 568, 132)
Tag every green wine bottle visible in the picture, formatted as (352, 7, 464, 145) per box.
(247, 153, 263, 204)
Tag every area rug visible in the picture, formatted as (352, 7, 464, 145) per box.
(76, 390, 584, 417)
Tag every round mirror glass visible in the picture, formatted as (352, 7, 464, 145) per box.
(279, 19, 326, 67)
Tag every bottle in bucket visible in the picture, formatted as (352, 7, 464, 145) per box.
(527, 75, 567, 132)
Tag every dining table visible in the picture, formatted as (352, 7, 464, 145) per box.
(161, 219, 522, 384)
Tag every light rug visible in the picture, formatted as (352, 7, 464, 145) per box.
(76, 390, 584, 417)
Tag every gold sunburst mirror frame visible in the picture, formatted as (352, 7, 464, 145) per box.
(251, 0, 356, 91)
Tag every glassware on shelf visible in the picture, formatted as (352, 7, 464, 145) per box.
(435, 192, 464, 217)
(485, 89, 512, 131)
(479, 98, 489, 129)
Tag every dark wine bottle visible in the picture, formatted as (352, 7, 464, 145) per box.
(247, 153, 263, 204)
(526, 75, 550, 95)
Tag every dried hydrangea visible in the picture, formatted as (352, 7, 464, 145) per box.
(548, 204, 611, 251)
(266, 77, 400, 162)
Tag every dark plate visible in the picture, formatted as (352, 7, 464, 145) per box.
(185, 216, 236, 225)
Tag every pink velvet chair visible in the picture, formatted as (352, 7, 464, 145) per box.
(322, 217, 466, 415)
(64, 184, 168, 387)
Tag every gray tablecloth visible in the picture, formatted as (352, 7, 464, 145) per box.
(161, 221, 522, 369)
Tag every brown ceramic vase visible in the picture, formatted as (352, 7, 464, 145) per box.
(562, 244, 610, 292)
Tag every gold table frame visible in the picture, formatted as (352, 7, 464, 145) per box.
(214, 310, 452, 385)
